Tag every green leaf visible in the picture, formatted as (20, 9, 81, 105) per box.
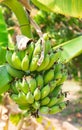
(0, 8, 8, 46)
(0, 65, 12, 94)
(32, 0, 82, 18)
(53, 36, 82, 63)
(0, 8, 8, 64)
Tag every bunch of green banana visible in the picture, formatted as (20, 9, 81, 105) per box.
(5, 36, 68, 117)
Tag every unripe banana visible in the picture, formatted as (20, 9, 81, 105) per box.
(49, 102, 66, 114)
(21, 78, 29, 94)
(57, 73, 67, 86)
(55, 94, 65, 105)
(18, 92, 28, 105)
(26, 92, 34, 104)
(33, 39, 41, 55)
(44, 40, 51, 55)
(11, 51, 21, 70)
(36, 74, 44, 88)
(34, 88, 41, 101)
(27, 42, 35, 61)
(41, 84, 50, 99)
(39, 106, 49, 114)
(54, 71, 62, 80)
(30, 55, 39, 71)
(11, 82, 19, 94)
(51, 85, 62, 97)
(47, 97, 58, 107)
(6, 64, 24, 78)
(21, 54, 29, 71)
(26, 76, 36, 93)
(49, 105, 61, 114)
(44, 69, 54, 84)
(49, 80, 57, 93)
(6, 50, 13, 67)
(41, 97, 50, 106)
(11, 93, 27, 105)
(45, 51, 61, 70)
(37, 54, 50, 71)
(32, 101, 40, 110)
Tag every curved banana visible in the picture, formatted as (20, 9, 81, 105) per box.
(29, 55, 39, 71)
(47, 97, 58, 107)
(6, 64, 24, 78)
(41, 84, 50, 99)
(34, 88, 41, 101)
(49, 102, 66, 114)
(49, 80, 57, 93)
(21, 54, 29, 71)
(41, 96, 50, 106)
(33, 39, 41, 56)
(26, 91, 34, 104)
(37, 54, 50, 71)
(21, 78, 29, 94)
(32, 101, 40, 110)
(36, 74, 44, 88)
(6, 50, 13, 67)
(44, 69, 54, 84)
(45, 51, 61, 70)
(39, 106, 49, 114)
(51, 85, 62, 97)
(26, 76, 36, 93)
(11, 51, 22, 70)
(27, 42, 35, 62)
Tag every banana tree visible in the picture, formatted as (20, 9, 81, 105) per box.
(0, 0, 82, 129)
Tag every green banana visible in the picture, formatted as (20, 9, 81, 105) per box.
(44, 69, 54, 84)
(39, 106, 49, 114)
(49, 102, 66, 114)
(36, 74, 44, 88)
(34, 88, 41, 101)
(37, 54, 50, 71)
(11, 51, 22, 70)
(11, 92, 28, 105)
(55, 94, 65, 105)
(57, 73, 67, 86)
(27, 42, 35, 62)
(30, 55, 39, 71)
(47, 97, 58, 107)
(26, 91, 34, 104)
(33, 39, 41, 56)
(44, 40, 51, 55)
(20, 78, 29, 94)
(6, 50, 13, 67)
(21, 54, 29, 71)
(45, 51, 61, 70)
(32, 101, 40, 110)
(41, 96, 50, 106)
(41, 84, 50, 99)
(11, 82, 19, 94)
(51, 85, 62, 97)
(26, 76, 36, 93)
(49, 80, 57, 93)
(6, 64, 24, 78)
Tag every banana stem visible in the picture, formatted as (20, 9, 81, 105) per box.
(2, 0, 32, 38)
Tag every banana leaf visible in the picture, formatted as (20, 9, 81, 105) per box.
(32, 0, 82, 18)
(53, 36, 82, 63)
(0, 8, 8, 46)
(0, 8, 8, 64)
(0, 65, 12, 94)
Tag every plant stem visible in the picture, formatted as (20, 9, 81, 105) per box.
(2, 0, 32, 38)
